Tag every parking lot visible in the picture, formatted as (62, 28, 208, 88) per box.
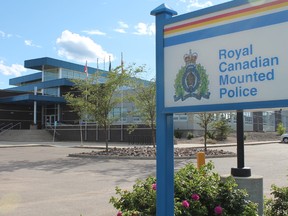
(0, 142, 287, 216)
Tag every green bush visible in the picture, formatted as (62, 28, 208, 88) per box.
(213, 117, 231, 141)
(174, 130, 183, 139)
(110, 162, 258, 216)
(276, 122, 286, 135)
(186, 132, 194, 140)
(265, 184, 288, 216)
(206, 131, 215, 140)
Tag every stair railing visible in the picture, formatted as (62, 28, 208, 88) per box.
(0, 122, 22, 135)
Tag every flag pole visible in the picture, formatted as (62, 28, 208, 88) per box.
(103, 57, 106, 70)
(96, 58, 99, 141)
(121, 52, 124, 141)
(109, 55, 111, 71)
(84, 60, 88, 143)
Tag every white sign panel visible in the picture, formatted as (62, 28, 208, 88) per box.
(164, 0, 288, 110)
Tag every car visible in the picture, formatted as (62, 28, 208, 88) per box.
(280, 133, 288, 143)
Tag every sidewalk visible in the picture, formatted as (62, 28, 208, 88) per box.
(0, 139, 280, 149)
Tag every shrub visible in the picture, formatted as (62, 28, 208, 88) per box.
(186, 132, 194, 140)
(213, 117, 231, 141)
(265, 184, 288, 216)
(206, 131, 215, 140)
(110, 162, 258, 216)
(276, 122, 286, 135)
(174, 130, 183, 139)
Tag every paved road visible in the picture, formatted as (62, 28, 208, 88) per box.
(0, 142, 287, 216)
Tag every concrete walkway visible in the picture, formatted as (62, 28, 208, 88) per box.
(0, 139, 280, 149)
(0, 141, 287, 216)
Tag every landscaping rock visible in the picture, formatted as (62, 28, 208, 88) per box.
(70, 146, 236, 159)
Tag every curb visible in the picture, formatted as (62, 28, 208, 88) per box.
(68, 153, 237, 160)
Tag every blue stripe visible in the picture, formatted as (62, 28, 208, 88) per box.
(165, 10, 288, 47)
(163, 99, 288, 113)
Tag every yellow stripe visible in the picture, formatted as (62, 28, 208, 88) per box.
(165, 2, 288, 36)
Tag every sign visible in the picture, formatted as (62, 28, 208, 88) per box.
(151, 1, 288, 216)
(164, 0, 288, 112)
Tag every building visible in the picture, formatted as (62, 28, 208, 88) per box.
(174, 110, 288, 136)
(0, 57, 287, 142)
(0, 57, 152, 142)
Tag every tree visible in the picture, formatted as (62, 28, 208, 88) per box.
(63, 77, 90, 143)
(213, 114, 231, 141)
(197, 113, 214, 152)
(276, 122, 286, 135)
(65, 65, 130, 151)
(129, 80, 156, 147)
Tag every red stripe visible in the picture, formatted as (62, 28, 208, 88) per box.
(165, 0, 286, 33)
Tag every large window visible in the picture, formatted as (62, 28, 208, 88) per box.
(43, 87, 59, 96)
(44, 68, 59, 81)
(62, 68, 87, 80)
(110, 107, 128, 123)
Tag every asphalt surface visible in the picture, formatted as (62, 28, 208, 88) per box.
(0, 141, 287, 216)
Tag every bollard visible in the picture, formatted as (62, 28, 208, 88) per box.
(197, 152, 205, 169)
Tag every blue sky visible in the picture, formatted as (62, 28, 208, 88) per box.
(0, 0, 229, 89)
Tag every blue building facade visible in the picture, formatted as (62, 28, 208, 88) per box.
(0, 57, 153, 143)
(0, 57, 105, 129)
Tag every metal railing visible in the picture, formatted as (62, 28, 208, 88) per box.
(0, 122, 22, 135)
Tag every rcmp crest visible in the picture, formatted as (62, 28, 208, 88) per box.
(174, 50, 210, 101)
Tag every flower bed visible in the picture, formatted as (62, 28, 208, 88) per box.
(110, 162, 258, 216)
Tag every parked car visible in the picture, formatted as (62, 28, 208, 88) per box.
(280, 133, 288, 143)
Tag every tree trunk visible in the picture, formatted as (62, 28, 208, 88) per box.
(151, 127, 156, 148)
(104, 125, 109, 152)
(204, 125, 207, 152)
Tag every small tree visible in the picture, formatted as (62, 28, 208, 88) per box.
(213, 115, 231, 141)
(64, 78, 90, 143)
(128, 80, 156, 147)
(276, 122, 286, 135)
(197, 113, 214, 152)
(65, 65, 130, 151)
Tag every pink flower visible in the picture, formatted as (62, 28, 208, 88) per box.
(191, 193, 200, 201)
(117, 211, 122, 216)
(152, 183, 157, 191)
(214, 205, 223, 215)
(182, 200, 190, 208)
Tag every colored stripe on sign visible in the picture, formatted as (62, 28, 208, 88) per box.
(164, 0, 288, 38)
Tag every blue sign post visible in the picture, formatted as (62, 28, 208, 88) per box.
(151, 0, 288, 215)
(151, 4, 177, 216)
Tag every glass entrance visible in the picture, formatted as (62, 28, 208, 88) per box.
(45, 115, 56, 126)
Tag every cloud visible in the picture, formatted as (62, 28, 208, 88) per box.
(56, 30, 114, 63)
(114, 21, 129, 34)
(0, 30, 12, 38)
(0, 60, 27, 77)
(184, 0, 213, 10)
(114, 28, 126, 34)
(24, 40, 41, 48)
(133, 23, 155, 36)
(82, 29, 106, 36)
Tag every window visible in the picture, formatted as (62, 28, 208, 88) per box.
(43, 87, 59, 96)
(61, 68, 88, 80)
(244, 112, 252, 124)
(44, 68, 59, 81)
(174, 113, 188, 121)
(133, 116, 141, 123)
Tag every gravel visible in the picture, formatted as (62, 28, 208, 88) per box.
(69, 132, 279, 159)
(69, 146, 236, 159)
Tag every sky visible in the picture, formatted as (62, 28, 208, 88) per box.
(0, 0, 230, 89)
